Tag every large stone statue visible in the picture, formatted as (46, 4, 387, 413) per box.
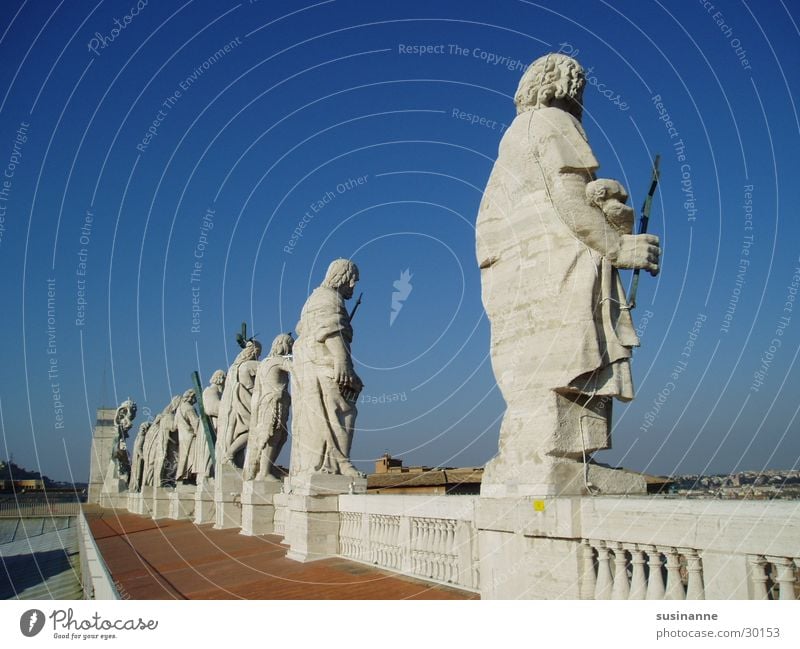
(129, 421, 151, 492)
(141, 414, 162, 487)
(243, 334, 293, 481)
(217, 340, 262, 467)
(143, 396, 181, 487)
(111, 398, 136, 483)
(175, 389, 200, 481)
(289, 259, 363, 479)
(202, 370, 226, 430)
(196, 369, 225, 479)
(476, 53, 661, 496)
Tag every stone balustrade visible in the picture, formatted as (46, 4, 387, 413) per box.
(338, 495, 480, 591)
(115, 474, 799, 599)
(577, 498, 799, 600)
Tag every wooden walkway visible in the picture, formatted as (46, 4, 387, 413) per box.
(86, 508, 477, 600)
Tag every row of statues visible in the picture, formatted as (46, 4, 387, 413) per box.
(118, 258, 364, 491)
(107, 51, 661, 499)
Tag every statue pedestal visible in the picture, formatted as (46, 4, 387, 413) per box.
(285, 474, 367, 563)
(240, 480, 281, 536)
(140, 486, 155, 515)
(99, 463, 128, 508)
(152, 487, 174, 519)
(193, 477, 216, 525)
(168, 483, 196, 519)
(288, 473, 367, 497)
(128, 491, 146, 515)
(214, 464, 243, 529)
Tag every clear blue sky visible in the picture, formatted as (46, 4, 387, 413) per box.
(0, 0, 798, 482)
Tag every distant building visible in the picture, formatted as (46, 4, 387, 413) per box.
(368, 454, 673, 495)
(368, 454, 482, 495)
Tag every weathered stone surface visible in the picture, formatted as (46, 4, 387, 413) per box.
(243, 334, 292, 482)
(193, 476, 215, 525)
(168, 483, 196, 520)
(213, 464, 243, 529)
(216, 341, 261, 468)
(196, 369, 224, 479)
(289, 259, 364, 479)
(151, 487, 174, 519)
(476, 53, 660, 497)
(240, 479, 281, 536)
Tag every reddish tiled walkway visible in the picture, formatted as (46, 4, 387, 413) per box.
(86, 508, 477, 600)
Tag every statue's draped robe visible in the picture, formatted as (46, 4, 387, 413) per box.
(175, 401, 199, 480)
(195, 385, 221, 478)
(244, 356, 291, 481)
(129, 431, 146, 491)
(290, 286, 356, 476)
(217, 359, 258, 463)
(477, 106, 638, 403)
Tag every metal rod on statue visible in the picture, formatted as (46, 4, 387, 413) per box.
(349, 292, 363, 322)
(628, 154, 661, 310)
(192, 371, 216, 456)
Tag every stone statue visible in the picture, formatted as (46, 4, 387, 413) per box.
(143, 396, 181, 487)
(129, 421, 151, 492)
(202, 370, 226, 430)
(476, 53, 661, 496)
(175, 389, 200, 481)
(289, 259, 363, 478)
(196, 369, 225, 478)
(243, 334, 293, 481)
(141, 414, 162, 487)
(217, 340, 262, 467)
(112, 398, 136, 482)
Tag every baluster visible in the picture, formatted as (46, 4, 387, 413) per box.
(611, 543, 630, 600)
(767, 556, 797, 600)
(430, 520, 439, 579)
(595, 542, 613, 600)
(664, 547, 685, 600)
(415, 518, 425, 575)
(431, 521, 441, 580)
(375, 514, 383, 566)
(447, 521, 457, 582)
(392, 516, 403, 570)
(580, 540, 597, 600)
(410, 519, 419, 574)
(682, 549, 705, 600)
(381, 516, 388, 566)
(645, 546, 666, 600)
(628, 545, 647, 600)
(424, 520, 433, 578)
(443, 520, 452, 581)
(371, 515, 378, 564)
(438, 520, 447, 581)
(749, 556, 769, 599)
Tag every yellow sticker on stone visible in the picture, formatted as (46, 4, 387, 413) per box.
(533, 500, 545, 512)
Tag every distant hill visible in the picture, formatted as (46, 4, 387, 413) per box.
(0, 460, 55, 486)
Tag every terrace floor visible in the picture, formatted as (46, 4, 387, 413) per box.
(85, 507, 477, 600)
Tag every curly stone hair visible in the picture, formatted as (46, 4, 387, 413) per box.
(269, 333, 294, 357)
(322, 258, 359, 289)
(514, 53, 585, 118)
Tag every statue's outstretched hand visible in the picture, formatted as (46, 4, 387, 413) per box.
(614, 233, 661, 276)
